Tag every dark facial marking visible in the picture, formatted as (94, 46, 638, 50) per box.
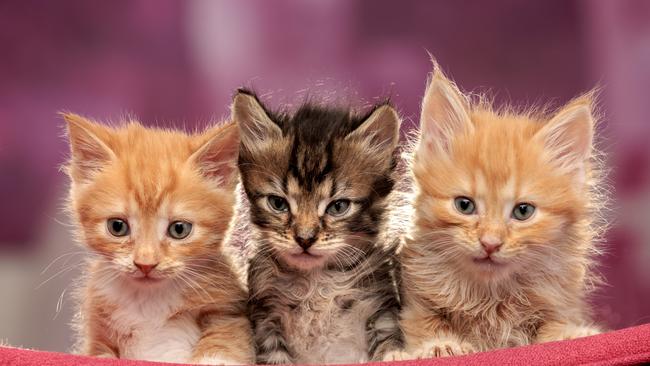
(238, 93, 398, 241)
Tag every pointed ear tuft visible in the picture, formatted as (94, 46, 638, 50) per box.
(418, 64, 472, 156)
(231, 91, 281, 150)
(190, 121, 240, 188)
(346, 104, 400, 153)
(62, 112, 115, 183)
(534, 94, 595, 178)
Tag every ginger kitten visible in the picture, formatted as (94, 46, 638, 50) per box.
(63, 114, 254, 364)
(233, 90, 403, 364)
(395, 64, 605, 358)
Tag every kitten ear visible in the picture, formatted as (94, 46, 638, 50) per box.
(346, 104, 400, 153)
(418, 61, 472, 155)
(62, 112, 115, 183)
(190, 121, 240, 187)
(232, 90, 282, 150)
(534, 93, 596, 178)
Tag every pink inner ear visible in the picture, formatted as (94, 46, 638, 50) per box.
(347, 105, 399, 152)
(539, 105, 594, 172)
(417, 129, 437, 155)
(72, 143, 110, 170)
(418, 75, 471, 156)
(419, 116, 451, 154)
(194, 125, 240, 184)
(67, 124, 114, 182)
(198, 147, 238, 181)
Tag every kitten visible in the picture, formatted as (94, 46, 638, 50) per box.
(394, 63, 605, 358)
(63, 114, 254, 364)
(233, 90, 403, 364)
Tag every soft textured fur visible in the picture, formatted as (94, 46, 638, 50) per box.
(393, 63, 606, 359)
(233, 90, 403, 364)
(63, 114, 254, 364)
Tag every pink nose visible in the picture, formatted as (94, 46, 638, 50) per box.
(480, 235, 503, 255)
(134, 262, 158, 275)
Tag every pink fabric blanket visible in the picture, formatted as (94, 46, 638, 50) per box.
(2, 324, 649, 366)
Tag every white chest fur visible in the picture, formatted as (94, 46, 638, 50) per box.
(98, 279, 201, 363)
(281, 273, 378, 364)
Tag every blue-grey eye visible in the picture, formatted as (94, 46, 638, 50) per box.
(107, 218, 129, 237)
(168, 221, 193, 239)
(512, 203, 535, 221)
(454, 197, 476, 215)
(326, 199, 350, 216)
(267, 195, 289, 213)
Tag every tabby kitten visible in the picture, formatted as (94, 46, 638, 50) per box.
(233, 90, 403, 364)
(64, 114, 254, 364)
(395, 64, 604, 358)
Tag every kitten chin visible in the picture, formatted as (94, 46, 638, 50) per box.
(233, 90, 404, 363)
(63, 114, 254, 364)
(281, 251, 328, 271)
(397, 61, 606, 357)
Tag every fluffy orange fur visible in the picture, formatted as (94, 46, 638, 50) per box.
(393, 63, 606, 359)
(63, 114, 253, 364)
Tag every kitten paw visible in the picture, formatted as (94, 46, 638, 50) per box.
(382, 350, 412, 361)
(258, 350, 293, 365)
(564, 325, 601, 339)
(536, 323, 601, 343)
(414, 338, 475, 358)
(191, 356, 242, 365)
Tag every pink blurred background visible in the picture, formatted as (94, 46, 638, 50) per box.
(1, 0, 649, 352)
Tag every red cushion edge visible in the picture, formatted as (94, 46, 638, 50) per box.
(1, 323, 649, 366)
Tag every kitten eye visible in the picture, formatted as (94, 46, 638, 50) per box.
(267, 195, 289, 213)
(107, 218, 129, 237)
(326, 199, 351, 217)
(454, 197, 476, 215)
(168, 221, 193, 239)
(512, 203, 535, 221)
